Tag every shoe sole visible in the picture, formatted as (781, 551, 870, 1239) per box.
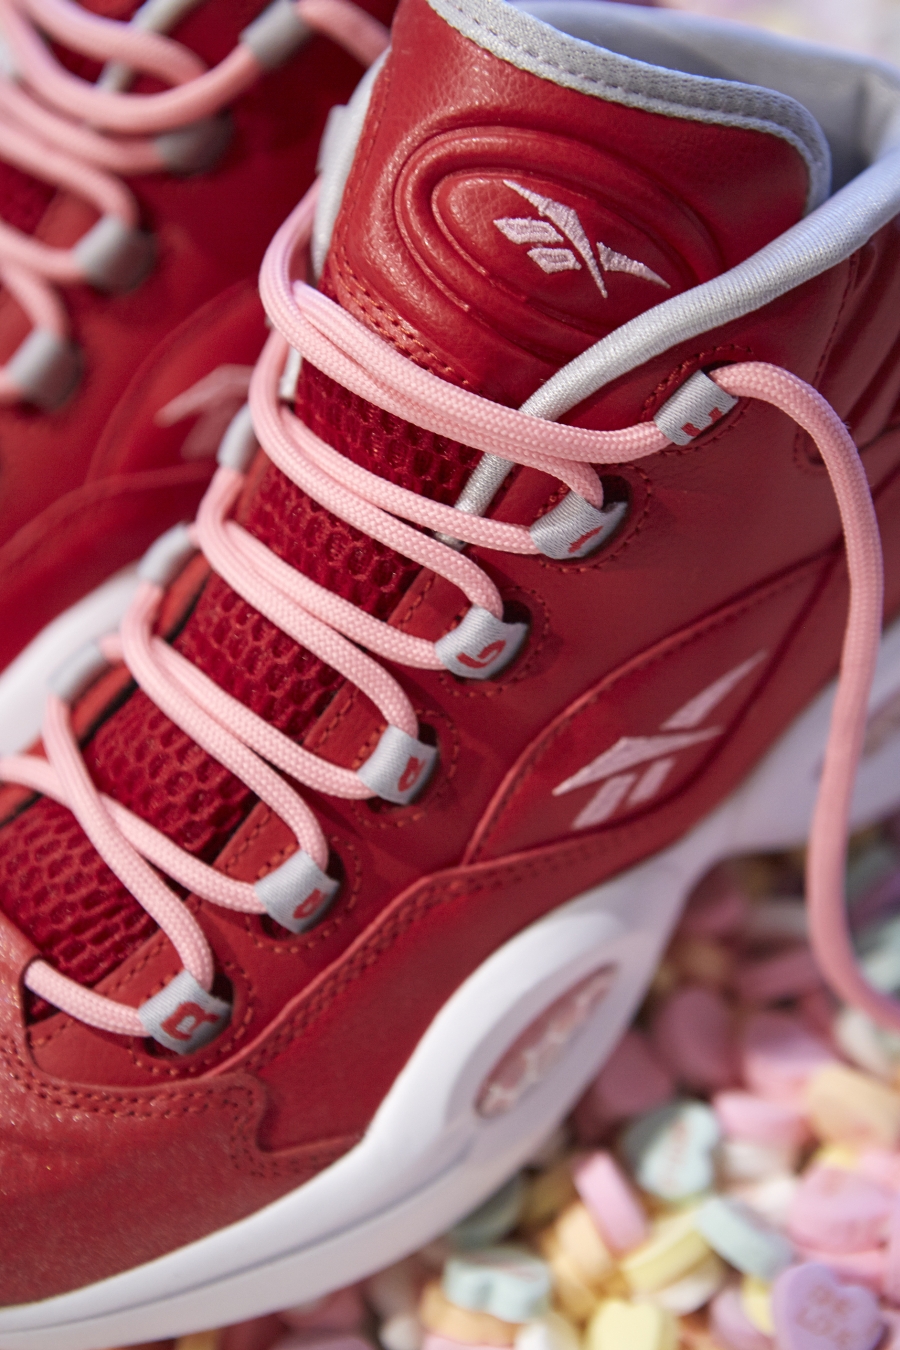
(0, 565, 138, 755)
(2, 605, 900, 1349)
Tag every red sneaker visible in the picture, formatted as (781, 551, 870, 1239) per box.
(0, 0, 391, 692)
(2, 0, 900, 1344)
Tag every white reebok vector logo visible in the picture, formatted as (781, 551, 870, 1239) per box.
(554, 651, 767, 830)
(493, 180, 670, 297)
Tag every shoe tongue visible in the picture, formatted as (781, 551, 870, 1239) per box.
(320, 0, 829, 406)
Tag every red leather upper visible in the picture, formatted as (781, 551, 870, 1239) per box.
(3, 0, 900, 1305)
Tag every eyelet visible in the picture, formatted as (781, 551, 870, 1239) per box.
(259, 851, 346, 939)
(531, 476, 631, 562)
(435, 603, 530, 680)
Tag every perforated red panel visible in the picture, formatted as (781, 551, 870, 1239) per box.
(299, 362, 480, 500)
(0, 362, 477, 994)
(0, 796, 155, 990)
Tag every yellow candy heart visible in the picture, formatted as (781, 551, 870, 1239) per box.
(585, 1299, 678, 1350)
(741, 1275, 774, 1334)
(619, 1211, 711, 1294)
(553, 1202, 616, 1286)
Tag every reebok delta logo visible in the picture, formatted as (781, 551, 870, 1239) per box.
(493, 180, 670, 297)
(155, 363, 254, 461)
(554, 651, 768, 830)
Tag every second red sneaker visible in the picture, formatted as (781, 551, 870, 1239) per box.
(2, 0, 900, 1344)
(0, 0, 392, 690)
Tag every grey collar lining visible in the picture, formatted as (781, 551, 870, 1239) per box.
(426, 0, 832, 212)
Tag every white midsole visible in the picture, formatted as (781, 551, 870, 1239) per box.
(2, 607, 900, 1350)
(0, 567, 139, 756)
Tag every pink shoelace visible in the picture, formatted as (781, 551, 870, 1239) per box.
(0, 0, 389, 404)
(1, 181, 889, 1043)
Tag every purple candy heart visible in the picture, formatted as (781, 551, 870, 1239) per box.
(772, 1263, 883, 1350)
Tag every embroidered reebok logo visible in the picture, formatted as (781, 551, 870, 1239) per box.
(554, 651, 767, 830)
(493, 180, 670, 297)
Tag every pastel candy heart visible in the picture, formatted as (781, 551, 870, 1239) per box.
(541, 1246, 600, 1325)
(788, 1168, 893, 1254)
(734, 946, 822, 1004)
(694, 1195, 793, 1280)
(856, 1149, 900, 1191)
(651, 985, 738, 1093)
(575, 1029, 674, 1138)
(548, 1201, 615, 1286)
(621, 1100, 720, 1201)
(649, 1250, 727, 1315)
(714, 1091, 810, 1149)
(710, 1287, 773, 1350)
(741, 1013, 835, 1106)
(833, 1006, 900, 1082)
(729, 1174, 799, 1229)
(742, 1275, 775, 1334)
(805, 1065, 900, 1150)
(424, 1337, 503, 1350)
(514, 1312, 580, 1350)
(787, 1246, 886, 1294)
(620, 1210, 711, 1294)
(381, 1315, 424, 1350)
(771, 1262, 884, 1350)
(584, 1298, 677, 1350)
(573, 1152, 648, 1253)
(718, 1137, 800, 1184)
(443, 1248, 551, 1323)
(884, 1198, 900, 1304)
(420, 1281, 519, 1346)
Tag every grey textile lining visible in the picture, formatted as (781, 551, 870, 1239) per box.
(520, 144, 900, 420)
(427, 0, 832, 212)
(517, 1, 900, 193)
(312, 51, 386, 278)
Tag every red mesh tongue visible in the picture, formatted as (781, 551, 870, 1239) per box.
(0, 363, 480, 996)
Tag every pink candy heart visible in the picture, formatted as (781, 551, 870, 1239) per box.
(772, 1262, 884, 1350)
(788, 1167, 893, 1254)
